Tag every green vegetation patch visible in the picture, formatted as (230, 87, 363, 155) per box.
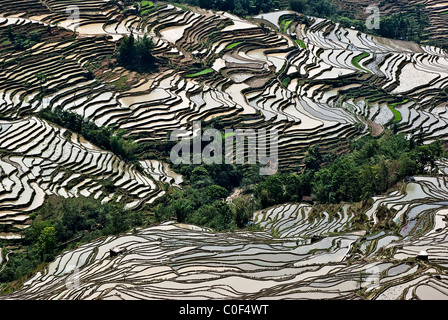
(253, 134, 445, 208)
(223, 132, 236, 138)
(0, 197, 146, 289)
(185, 68, 214, 78)
(111, 75, 130, 91)
(140, 2, 155, 15)
(225, 42, 243, 50)
(289, 1, 432, 46)
(155, 163, 262, 231)
(352, 52, 370, 73)
(388, 106, 402, 123)
(281, 19, 293, 33)
(1, 26, 42, 51)
(142, 0, 153, 7)
(295, 39, 306, 49)
(117, 34, 156, 73)
(282, 77, 291, 87)
(388, 99, 408, 123)
(170, 2, 188, 11)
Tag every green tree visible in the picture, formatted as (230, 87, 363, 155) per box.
(24, 220, 53, 245)
(36, 226, 57, 260)
(110, 133, 138, 162)
(190, 166, 214, 188)
(289, 0, 308, 13)
(205, 185, 229, 202)
(234, 0, 248, 16)
(186, 200, 234, 230)
(254, 174, 285, 208)
(232, 196, 254, 228)
(135, 34, 155, 65)
(304, 145, 322, 170)
(118, 33, 136, 64)
(108, 208, 129, 234)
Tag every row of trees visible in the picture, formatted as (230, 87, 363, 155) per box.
(376, 8, 429, 43)
(154, 129, 445, 230)
(169, 0, 281, 16)
(39, 107, 138, 162)
(2, 129, 444, 287)
(289, 0, 337, 18)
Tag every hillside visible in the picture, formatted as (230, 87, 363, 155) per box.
(0, 0, 447, 300)
(332, 0, 448, 48)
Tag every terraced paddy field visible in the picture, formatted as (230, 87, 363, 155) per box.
(0, 1, 448, 300)
(2, 174, 448, 300)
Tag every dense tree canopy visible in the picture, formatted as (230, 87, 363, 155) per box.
(253, 133, 445, 208)
(154, 162, 261, 230)
(1, 25, 42, 51)
(175, 0, 281, 16)
(289, 0, 430, 44)
(117, 33, 156, 72)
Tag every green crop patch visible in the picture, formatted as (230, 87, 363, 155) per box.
(226, 42, 243, 50)
(140, 1, 154, 15)
(352, 52, 371, 73)
(185, 68, 214, 78)
(223, 132, 236, 138)
(141, 1, 153, 7)
(388, 99, 408, 123)
(388, 105, 402, 123)
(170, 2, 188, 11)
(284, 20, 292, 33)
(295, 39, 306, 49)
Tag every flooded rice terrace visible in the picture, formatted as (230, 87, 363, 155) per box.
(0, 1, 448, 300)
(1, 175, 447, 300)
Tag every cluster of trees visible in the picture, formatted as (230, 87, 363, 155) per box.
(155, 187, 235, 231)
(154, 163, 262, 230)
(289, 0, 430, 44)
(254, 171, 313, 208)
(117, 33, 156, 72)
(1, 25, 42, 51)
(289, 0, 338, 18)
(376, 7, 429, 43)
(39, 107, 138, 162)
(169, 0, 281, 16)
(0, 198, 143, 285)
(253, 133, 445, 209)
